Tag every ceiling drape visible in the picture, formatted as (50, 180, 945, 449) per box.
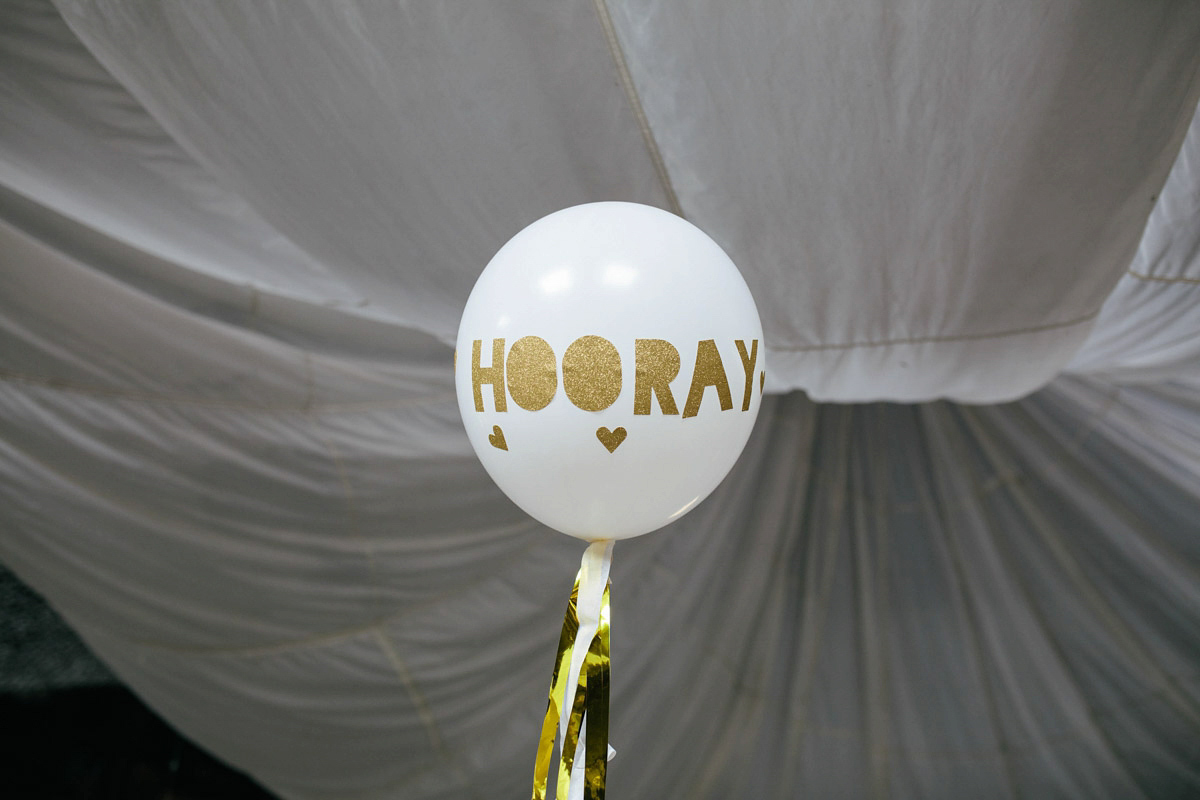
(2, 1, 1199, 797)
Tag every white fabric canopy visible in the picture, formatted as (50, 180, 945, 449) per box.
(2, 1, 1199, 797)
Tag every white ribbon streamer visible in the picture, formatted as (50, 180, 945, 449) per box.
(559, 540, 613, 800)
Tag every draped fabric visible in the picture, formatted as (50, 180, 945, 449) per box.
(2, 1, 1199, 798)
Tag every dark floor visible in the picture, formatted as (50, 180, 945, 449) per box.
(0, 686, 279, 799)
(1, 566, 278, 799)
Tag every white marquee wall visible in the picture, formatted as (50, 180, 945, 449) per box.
(2, 2, 1199, 797)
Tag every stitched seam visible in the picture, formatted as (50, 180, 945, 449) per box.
(1126, 269, 1200, 285)
(106, 521, 544, 658)
(768, 309, 1100, 353)
(0, 368, 452, 414)
(591, 0, 683, 216)
(372, 628, 448, 758)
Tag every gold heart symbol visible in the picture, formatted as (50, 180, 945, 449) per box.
(488, 425, 508, 451)
(596, 426, 627, 453)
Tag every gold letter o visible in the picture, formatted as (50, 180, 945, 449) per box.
(506, 336, 557, 411)
(562, 335, 622, 411)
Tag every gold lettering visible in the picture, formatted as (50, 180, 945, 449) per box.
(471, 338, 507, 412)
(682, 339, 732, 418)
(735, 339, 758, 411)
(633, 339, 680, 415)
(562, 335, 622, 411)
(506, 336, 557, 411)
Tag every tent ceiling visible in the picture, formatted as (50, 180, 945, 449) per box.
(2, 1, 1199, 798)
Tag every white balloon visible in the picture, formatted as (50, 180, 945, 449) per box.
(455, 202, 764, 540)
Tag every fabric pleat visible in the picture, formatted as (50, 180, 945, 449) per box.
(2, 1, 1199, 797)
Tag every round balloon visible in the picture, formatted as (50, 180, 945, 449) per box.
(455, 202, 764, 540)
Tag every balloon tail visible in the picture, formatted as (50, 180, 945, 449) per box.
(531, 541, 613, 800)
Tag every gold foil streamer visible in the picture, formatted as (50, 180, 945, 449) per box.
(583, 594, 610, 800)
(532, 572, 612, 800)
(531, 580, 579, 800)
